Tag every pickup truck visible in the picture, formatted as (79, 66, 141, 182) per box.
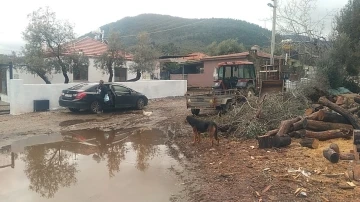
(185, 89, 243, 115)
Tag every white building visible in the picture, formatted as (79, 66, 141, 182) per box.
(0, 36, 160, 102)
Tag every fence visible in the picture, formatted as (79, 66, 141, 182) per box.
(285, 78, 312, 92)
(9, 79, 187, 115)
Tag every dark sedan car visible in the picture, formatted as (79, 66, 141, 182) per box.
(59, 83, 148, 113)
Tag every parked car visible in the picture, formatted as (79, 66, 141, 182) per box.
(59, 83, 148, 113)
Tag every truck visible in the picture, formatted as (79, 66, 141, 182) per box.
(186, 61, 284, 115)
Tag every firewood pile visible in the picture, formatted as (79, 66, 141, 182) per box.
(257, 94, 360, 149)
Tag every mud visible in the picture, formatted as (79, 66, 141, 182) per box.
(0, 127, 188, 202)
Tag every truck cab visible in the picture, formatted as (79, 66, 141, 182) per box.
(213, 61, 257, 95)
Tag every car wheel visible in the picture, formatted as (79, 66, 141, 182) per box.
(69, 108, 80, 113)
(90, 101, 100, 114)
(191, 109, 200, 116)
(136, 98, 145, 110)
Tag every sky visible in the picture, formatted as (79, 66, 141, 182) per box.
(0, 0, 348, 54)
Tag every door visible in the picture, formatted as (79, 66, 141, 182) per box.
(111, 85, 133, 108)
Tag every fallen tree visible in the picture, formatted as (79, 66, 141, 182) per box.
(306, 120, 353, 131)
(318, 96, 360, 129)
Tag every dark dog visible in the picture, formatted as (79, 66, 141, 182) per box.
(185, 115, 219, 146)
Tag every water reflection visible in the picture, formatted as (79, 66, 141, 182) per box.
(22, 144, 78, 198)
(0, 127, 182, 200)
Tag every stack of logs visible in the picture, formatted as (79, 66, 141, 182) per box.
(257, 95, 360, 149)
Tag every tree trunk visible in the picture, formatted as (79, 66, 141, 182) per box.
(289, 129, 306, 138)
(107, 65, 113, 82)
(62, 69, 69, 84)
(323, 148, 340, 163)
(300, 138, 319, 149)
(307, 109, 350, 124)
(276, 117, 302, 136)
(272, 135, 292, 148)
(305, 129, 352, 141)
(306, 120, 353, 131)
(319, 96, 360, 129)
(340, 153, 355, 160)
(126, 69, 142, 82)
(36, 72, 51, 84)
(292, 117, 308, 131)
(257, 135, 274, 149)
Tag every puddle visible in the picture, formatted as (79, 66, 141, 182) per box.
(0, 128, 187, 202)
(58, 119, 96, 127)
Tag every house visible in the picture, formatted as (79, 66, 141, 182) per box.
(160, 46, 285, 88)
(0, 36, 160, 102)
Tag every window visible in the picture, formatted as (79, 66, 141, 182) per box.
(0, 69, 7, 95)
(112, 85, 130, 94)
(224, 66, 232, 79)
(243, 65, 255, 79)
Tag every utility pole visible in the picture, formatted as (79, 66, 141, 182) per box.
(268, 0, 277, 66)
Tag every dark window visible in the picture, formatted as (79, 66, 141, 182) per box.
(0, 68, 7, 95)
(112, 85, 130, 94)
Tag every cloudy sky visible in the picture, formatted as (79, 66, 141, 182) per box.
(0, 0, 348, 54)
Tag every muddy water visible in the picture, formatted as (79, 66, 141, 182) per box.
(0, 128, 186, 202)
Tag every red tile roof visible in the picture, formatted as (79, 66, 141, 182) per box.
(202, 51, 283, 61)
(63, 37, 133, 60)
(202, 52, 249, 61)
(184, 52, 209, 60)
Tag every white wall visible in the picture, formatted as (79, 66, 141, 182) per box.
(118, 80, 187, 99)
(9, 79, 187, 115)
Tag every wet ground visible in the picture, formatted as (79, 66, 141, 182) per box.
(1, 97, 359, 201)
(0, 127, 187, 202)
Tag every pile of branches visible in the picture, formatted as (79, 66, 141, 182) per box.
(215, 92, 307, 138)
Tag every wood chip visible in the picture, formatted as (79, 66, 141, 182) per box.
(320, 196, 329, 202)
(262, 185, 272, 194)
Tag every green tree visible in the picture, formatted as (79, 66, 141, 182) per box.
(21, 43, 53, 84)
(22, 7, 75, 83)
(95, 31, 125, 82)
(206, 39, 246, 56)
(159, 43, 180, 55)
(334, 0, 360, 76)
(130, 32, 159, 81)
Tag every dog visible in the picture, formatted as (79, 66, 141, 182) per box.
(185, 115, 219, 146)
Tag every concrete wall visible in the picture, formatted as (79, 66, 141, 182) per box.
(9, 79, 187, 115)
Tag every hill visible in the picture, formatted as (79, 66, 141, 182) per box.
(89, 14, 272, 54)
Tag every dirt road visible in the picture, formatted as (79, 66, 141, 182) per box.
(0, 97, 360, 202)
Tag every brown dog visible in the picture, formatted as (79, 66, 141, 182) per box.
(185, 115, 219, 146)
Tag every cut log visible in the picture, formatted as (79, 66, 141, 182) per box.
(349, 107, 360, 114)
(272, 135, 292, 148)
(300, 138, 319, 149)
(340, 153, 355, 160)
(276, 117, 301, 136)
(329, 143, 340, 153)
(336, 96, 345, 105)
(354, 97, 360, 105)
(292, 117, 308, 131)
(305, 108, 314, 116)
(319, 97, 360, 129)
(288, 129, 306, 138)
(307, 110, 350, 124)
(257, 136, 273, 149)
(323, 148, 340, 163)
(306, 120, 353, 131)
(305, 129, 352, 141)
